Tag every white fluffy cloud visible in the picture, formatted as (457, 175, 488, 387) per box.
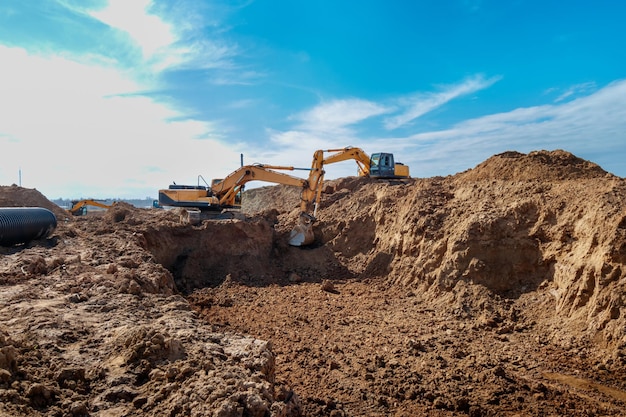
(88, 0, 174, 59)
(266, 77, 626, 180)
(398, 79, 626, 177)
(0, 45, 241, 199)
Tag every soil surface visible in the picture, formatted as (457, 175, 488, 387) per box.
(1, 149, 626, 416)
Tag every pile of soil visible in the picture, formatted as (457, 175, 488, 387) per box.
(1, 149, 625, 416)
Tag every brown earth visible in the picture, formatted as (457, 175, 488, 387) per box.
(1, 149, 626, 416)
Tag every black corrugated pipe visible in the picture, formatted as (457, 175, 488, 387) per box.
(0, 207, 57, 246)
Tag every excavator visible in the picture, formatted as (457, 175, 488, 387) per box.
(158, 147, 409, 246)
(69, 199, 114, 216)
(158, 150, 326, 246)
(320, 147, 410, 178)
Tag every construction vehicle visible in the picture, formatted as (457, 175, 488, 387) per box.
(158, 150, 326, 246)
(69, 199, 114, 216)
(321, 147, 410, 178)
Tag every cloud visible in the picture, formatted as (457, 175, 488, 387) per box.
(384, 74, 502, 130)
(87, 0, 174, 58)
(210, 69, 266, 86)
(0, 45, 241, 199)
(227, 98, 258, 109)
(294, 99, 392, 134)
(63, 0, 238, 73)
(260, 99, 392, 170)
(262, 75, 503, 177)
(414, 79, 626, 142)
(397, 79, 626, 177)
(554, 82, 597, 102)
(0, 1, 250, 198)
(263, 78, 626, 182)
(252, 100, 394, 180)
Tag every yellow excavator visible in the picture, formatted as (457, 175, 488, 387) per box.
(158, 150, 326, 246)
(321, 147, 410, 178)
(69, 199, 114, 216)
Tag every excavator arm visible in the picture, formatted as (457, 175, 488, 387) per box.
(321, 147, 371, 177)
(209, 156, 326, 246)
(213, 150, 326, 213)
(212, 165, 308, 206)
(318, 146, 410, 178)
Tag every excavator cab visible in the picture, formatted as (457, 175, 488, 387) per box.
(370, 152, 410, 178)
(370, 153, 395, 178)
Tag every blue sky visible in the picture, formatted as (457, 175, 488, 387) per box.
(1, 0, 625, 199)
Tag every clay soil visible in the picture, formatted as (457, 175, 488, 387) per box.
(1, 149, 626, 416)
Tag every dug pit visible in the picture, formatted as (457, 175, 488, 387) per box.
(140, 215, 352, 294)
(141, 218, 276, 292)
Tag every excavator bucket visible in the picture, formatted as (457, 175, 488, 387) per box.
(289, 213, 316, 246)
(179, 208, 201, 225)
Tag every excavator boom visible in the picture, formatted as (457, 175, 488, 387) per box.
(212, 165, 310, 207)
(322, 147, 371, 176)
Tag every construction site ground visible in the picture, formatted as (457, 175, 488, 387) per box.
(1, 149, 626, 416)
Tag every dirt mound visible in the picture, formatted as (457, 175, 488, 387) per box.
(457, 149, 609, 182)
(232, 149, 626, 414)
(0, 202, 299, 416)
(287, 150, 626, 359)
(1, 149, 626, 416)
(0, 185, 69, 220)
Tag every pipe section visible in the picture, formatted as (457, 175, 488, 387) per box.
(0, 207, 57, 246)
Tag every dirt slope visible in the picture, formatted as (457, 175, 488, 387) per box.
(1, 203, 300, 417)
(234, 149, 626, 414)
(1, 149, 625, 416)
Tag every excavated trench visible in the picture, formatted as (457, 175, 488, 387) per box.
(136, 170, 618, 306)
(140, 217, 350, 294)
(141, 218, 276, 293)
(139, 206, 555, 303)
